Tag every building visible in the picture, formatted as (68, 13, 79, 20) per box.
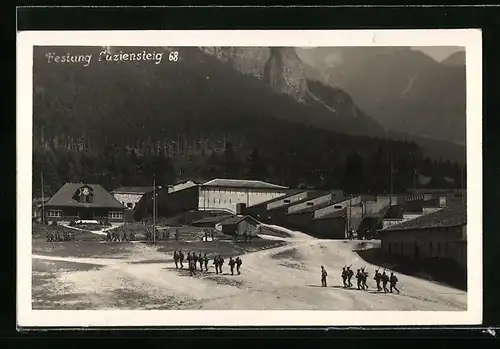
(167, 180, 198, 193)
(198, 179, 289, 213)
(111, 186, 159, 209)
(43, 183, 126, 225)
(216, 215, 261, 237)
(190, 215, 233, 228)
(378, 206, 467, 268)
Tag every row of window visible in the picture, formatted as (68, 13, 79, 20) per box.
(387, 240, 464, 261)
(46, 210, 123, 219)
(201, 189, 282, 196)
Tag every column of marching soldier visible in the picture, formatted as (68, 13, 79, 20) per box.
(321, 265, 401, 294)
(172, 250, 244, 277)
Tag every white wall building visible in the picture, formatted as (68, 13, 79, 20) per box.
(198, 179, 288, 213)
(111, 186, 159, 209)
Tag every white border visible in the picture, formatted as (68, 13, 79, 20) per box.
(17, 29, 483, 327)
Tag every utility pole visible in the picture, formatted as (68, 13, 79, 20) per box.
(348, 194, 352, 235)
(153, 174, 156, 244)
(41, 172, 45, 225)
(389, 155, 394, 206)
(413, 168, 417, 194)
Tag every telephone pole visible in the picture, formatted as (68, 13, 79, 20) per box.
(41, 172, 45, 225)
(153, 174, 156, 244)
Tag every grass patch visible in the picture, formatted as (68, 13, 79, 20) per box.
(258, 226, 292, 238)
(204, 275, 245, 288)
(278, 261, 307, 270)
(33, 258, 104, 273)
(271, 247, 302, 261)
(32, 239, 135, 258)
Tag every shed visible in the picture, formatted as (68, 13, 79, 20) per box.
(217, 215, 261, 237)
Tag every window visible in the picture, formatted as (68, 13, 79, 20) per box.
(284, 200, 290, 204)
(48, 209, 63, 217)
(229, 198, 232, 203)
(127, 203, 134, 208)
(108, 211, 123, 219)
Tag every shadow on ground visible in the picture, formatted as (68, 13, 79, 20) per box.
(354, 247, 466, 291)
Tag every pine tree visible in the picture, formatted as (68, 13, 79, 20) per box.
(245, 148, 267, 180)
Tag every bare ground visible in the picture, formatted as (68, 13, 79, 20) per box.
(31, 227, 467, 311)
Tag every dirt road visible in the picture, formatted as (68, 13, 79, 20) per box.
(32, 226, 467, 311)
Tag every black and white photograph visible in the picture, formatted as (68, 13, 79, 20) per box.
(17, 30, 482, 327)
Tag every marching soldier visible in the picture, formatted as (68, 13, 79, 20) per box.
(187, 252, 192, 270)
(347, 266, 354, 287)
(214, 256, 220, 275)
(374, 269, 382, 291)
(218, 255, 225, 274)
(193, 252, 199, 268)
(361, 267, 369, 289)
(210, 230, 214, 241)
(178, 250, 184, 269)
(356, 269, 363, 290)
(198, 253, 204, 271)
(173, 250, 179, 269)
(381, 271, 390, 293)
(235, 256, 242, 275)
(203, 253, 209, 272)
(122, 232, 128, 242)
(341, 267, 348, 288)
(321, 266, 328, 287)
(390, 272, 400, 294)
(229, 257, 236, 276)
(175, 229, 180, 241)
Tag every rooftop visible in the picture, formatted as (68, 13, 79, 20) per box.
(314, 207, 348, 220)
(245, 189, 306, 209)
(45, 183, 125, 209)
(382, 205, 466, 232)
(267, 191, 329, 211)
(201, 178, 288, 190)
(218, 215, 260, 226)
(112, 186, 159, 194)
(190, 215, 233, 225)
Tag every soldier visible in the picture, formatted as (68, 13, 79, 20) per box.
(198, 253, 204, 271)
(356, 269, 363, 290)
(218, 255, 225, 274)
(229, 257, 236, 276)
(189, 258, 196, 276)
(175, 229, 180, 241)
(122, 232, 128, 242)
(347, 266, 354, 287)
(204, 253, 209, 272)
(235, 256, 242, 275)
(130, 232, 136, 241)
(243, 232, 248, 244)
(179, 250, 184, 269)
(341, 267, 348, 288)
(361, 267, 369, 289)
(321, 266, 328, 287)
(210, 230, 214, 241)
(389, 272, 400, 294)
(214, 256, 220, 275)
(374, 269, 382, 291)
(173, 250, 179, 269)
(381, 271, 390, 293)
(193, 252, 199, 268)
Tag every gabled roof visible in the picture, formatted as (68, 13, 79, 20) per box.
(287, 196, 349, 215)
(201, 178, 288, 190)
(111, 186, 158, 194)
(45, 183, 125, 209)
(381, 206, 466, 232)
(191, 215, 233, 225)
(218, 215, 260, 226)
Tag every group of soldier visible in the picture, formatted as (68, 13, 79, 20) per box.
(173, 250, 243, 277)
(320, 265, 401, 294)
(46, 230, 76, 242)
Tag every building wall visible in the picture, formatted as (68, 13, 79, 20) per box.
(112, 193, 143, 209)
(44, 206, 124, 224)
(266, 191, 309, 210)
(380, 226, 466, 268)
(199, 187, 286, 213)
(312, 217, 347, 239)
(288, 193, 333, 214)
(236, 219, 259, 236)
(314, 196, 362, 219)
(347, 205, 363, 231)
(284, 211, 315, 231)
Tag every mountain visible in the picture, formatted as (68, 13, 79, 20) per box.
(441, 51, 466, 66)
(32, 46, 465, 195)
(296, 47, 466, 145)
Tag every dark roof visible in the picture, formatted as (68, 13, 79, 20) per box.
(383, 205, 404, 219)
(287, 196, 348, 215)
(111, 186, 158, 194)
(202, 178, 288, 190)
(245, 189, 305, 209)
(382, 206, 467, 232)
(267, 191, 328, 211)
(314, 207, 348, 220)
(191, 215, 233, 225)
(219, 215, 260, 226)
(45, 183, 125, 209)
